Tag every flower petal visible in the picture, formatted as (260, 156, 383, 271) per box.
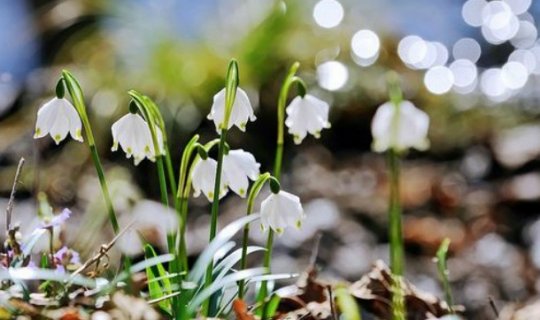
(223, 149, 260, 197)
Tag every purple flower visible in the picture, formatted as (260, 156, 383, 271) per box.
(53, 246, 81, 273)
(41, 208, 71, 229)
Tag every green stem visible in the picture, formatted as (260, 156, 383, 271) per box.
(391, 275, 406, 320)
(90, 145, 120, 233)
(156, 156, 169, 207)
(436, 238, 454, 313)
(273, 144, 284, 180)
(259, 62, 304, 308)
(259, 230, 274, 319)
(203, 129, 228, 316)
(208, 130, 228, 241)
(177, 139, 220, 275)
(48, 228, 54, 268)
(202, 59, 239, 317)
(62, 70, 119, 234)
(164, 146, 179, 210)
(238, 173, 272, 298)
(388, 149, 403, 276)
(388, 149, 406, 320)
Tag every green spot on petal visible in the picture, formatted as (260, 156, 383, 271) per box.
(35, 128, 41, 136)
(296, 220, 302, 229)
(239, 188, 245, 195)
(144, 145, 150, 153)
(208, 191, 214, 198)
(54, 134, 61, 142)
(127, 147, 133, 154)
(76, 129, 82, 139)
(276, 228, 284, 234)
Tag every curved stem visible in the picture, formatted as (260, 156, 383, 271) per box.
(175, 135, 200, 273)
(259, 62, 303, 309)
(177, 139, 220, 274)
(62, 70, 119, 234)
(238, 173, 272, 298)
(128, 91, 169, 207)
(274, 62, 301, 178)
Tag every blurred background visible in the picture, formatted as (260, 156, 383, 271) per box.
(2, 0, 540, 318)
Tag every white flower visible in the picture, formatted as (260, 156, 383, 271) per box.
(285, 94, 331, 144)
(191, 158, 228, 202)
(207, 88, 256, 133)
(371, 100, 429, 153)
(34, 97, 83, 144)
(223, 149, 260, 197)
(111, 113, 164, 165)
(260, 190, 304, 234)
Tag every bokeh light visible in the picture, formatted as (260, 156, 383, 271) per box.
(351, 29, 380, 60)
(501, 61, 528, 90)
(313, 0, 344, 29)
(452, 38, 482, 62)
(317, 60, 349, 91)
(424, 66, 454, 95)
(462, 0, 487, 27)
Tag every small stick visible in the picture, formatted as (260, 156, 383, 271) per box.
(70, 221, 135, 278)
(6, 158, 25, 232)
(327, 285, 338, 320)
(489, 296, 499, 318)
(309, 233, 322, 268)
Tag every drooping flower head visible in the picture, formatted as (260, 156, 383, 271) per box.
(34, 97, 83, 145)
(41, 208, 71, 229)
(111, 113, 164, 165)
(371, 100, 429, 153)
(223, 149, 260, 197)
(207, 88, 256, 133)
(191, 157, 228, 202)
(285, 94, 331, 144)
(260, 190, 304, 234)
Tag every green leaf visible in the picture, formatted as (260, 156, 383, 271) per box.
(144, 244, 172, 313)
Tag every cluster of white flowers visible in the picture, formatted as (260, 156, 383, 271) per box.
(34, 97, 164, 165)
(34, 73, 432, 234)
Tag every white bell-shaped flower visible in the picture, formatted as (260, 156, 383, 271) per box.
(223, 149, 260, 197)
(34, 97, 83, 144)
(285, 95, 331, 144)
(260, 190, 304, 234)
(371, 100, 430, 153)
(191, 158, 228, 202)
(207, 88, 256, 133)
(111, 113, 162, 165)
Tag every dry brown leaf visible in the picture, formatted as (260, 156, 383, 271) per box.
(350, 260, 462, 320)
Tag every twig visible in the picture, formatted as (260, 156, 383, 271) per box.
(327, 285, 338, 320)
(6, 158, 25, 232)
(70, 221, 135, 278)
(309, 233, 322, 268)
(489, 296, 499, 319)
